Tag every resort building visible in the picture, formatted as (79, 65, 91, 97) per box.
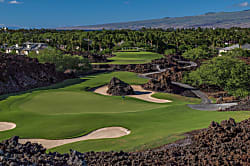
(219, 43, 250, 56)
(5, 42, 48, 55)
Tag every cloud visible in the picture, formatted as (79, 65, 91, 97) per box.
(0, 0, 4, 3)
(237, 2, 250, 7)
(8, 0, 22, 4)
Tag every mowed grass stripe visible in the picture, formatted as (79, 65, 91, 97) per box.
(19, 91, 165, 114)
(94, 51, 164, 64)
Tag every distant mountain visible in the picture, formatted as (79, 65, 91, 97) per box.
(59, 10, 250, 30)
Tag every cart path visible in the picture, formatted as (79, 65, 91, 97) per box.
(139, 60, 237, 111)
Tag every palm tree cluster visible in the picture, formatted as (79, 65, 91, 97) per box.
(0, 28, 249, 56)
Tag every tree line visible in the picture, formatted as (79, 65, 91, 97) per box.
(28, 48, 91, 73)
(0, 28, 249, 57)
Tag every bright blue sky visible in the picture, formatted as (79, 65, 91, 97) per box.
(0, 0, 249, 28)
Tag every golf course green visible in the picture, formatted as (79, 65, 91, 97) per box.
(95, 51, 164, 64)
(0, 71, 249, 153)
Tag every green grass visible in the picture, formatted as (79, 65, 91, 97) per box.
(19, 91, 164, 114)
(209, 96, 217, 104)
(0, 71, 249, 154)
(118, 49, 143, 52)
(94, 51, 164, 64)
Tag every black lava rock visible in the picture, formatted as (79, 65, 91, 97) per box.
(107, 77, 135, 96)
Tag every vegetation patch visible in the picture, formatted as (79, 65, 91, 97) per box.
(28, 48, 91, 73)
(183, 56, 250, 97)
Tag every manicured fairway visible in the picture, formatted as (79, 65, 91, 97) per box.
(95, 51, 164, 64)
(0, 71, 249, 154)
(20, 91, 164, 114)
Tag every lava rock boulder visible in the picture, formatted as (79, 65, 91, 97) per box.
(143, 75, 197, 98)
(0, 136, 86, 166)
(107, 77, 135, 96)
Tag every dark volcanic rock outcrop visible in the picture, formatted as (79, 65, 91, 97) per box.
(143, 75, 176, 93)
(0, 54, 70, 95)
(0, 136, 86, 165)
(143, 75, 197, 98)
(150, 66, 184, 82)
(107, 77, 135, 96)
(223, 96, 250, 111)
(92, 55, 180, 73)
(92, 63, 159, 73)
(1, 118, 249, 165)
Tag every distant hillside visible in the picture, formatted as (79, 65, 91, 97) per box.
(60, 10, 250, 30)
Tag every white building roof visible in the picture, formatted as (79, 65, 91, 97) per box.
(219, 43, 250, 51)
(241, 43, 250, 50)
(219, 44, 239, 51)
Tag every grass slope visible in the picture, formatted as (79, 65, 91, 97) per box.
(0, 71, 249, 154)
(95, 52, 164, 64)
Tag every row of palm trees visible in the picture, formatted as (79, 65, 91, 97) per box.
(0, 27, 249, 55)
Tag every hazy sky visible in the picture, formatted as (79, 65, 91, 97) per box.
(0, 0, 249, 28)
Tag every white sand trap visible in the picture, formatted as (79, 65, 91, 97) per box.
(0, 122, 16, 132)
(19, 127, 130, 149)
(94, 85, 171, 103)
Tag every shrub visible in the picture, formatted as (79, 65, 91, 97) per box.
(183, 56, 250, 97)
(182, 48, 210, 60)
(28, 48, 91, 72)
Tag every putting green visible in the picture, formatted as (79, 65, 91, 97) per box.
(94, 51, 164, 64)
(19, 91, 165, 114)
(0, 71, 249, 154)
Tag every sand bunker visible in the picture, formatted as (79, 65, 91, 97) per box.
(0, 122, 16, 132)
(94, 85, 171, 103)
(19, 127, 130, 149)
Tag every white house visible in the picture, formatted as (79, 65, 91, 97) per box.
(5, 42, 48, 55)
(218, 43, 250, 56)
(1, 27, 7, 31)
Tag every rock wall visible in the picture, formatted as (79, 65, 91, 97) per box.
(0, 54, 71, 95)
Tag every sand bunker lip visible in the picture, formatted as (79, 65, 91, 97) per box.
(0, 122, 16, 132)
(94, 85, 171, 103)
(19, 127, 130, 149)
